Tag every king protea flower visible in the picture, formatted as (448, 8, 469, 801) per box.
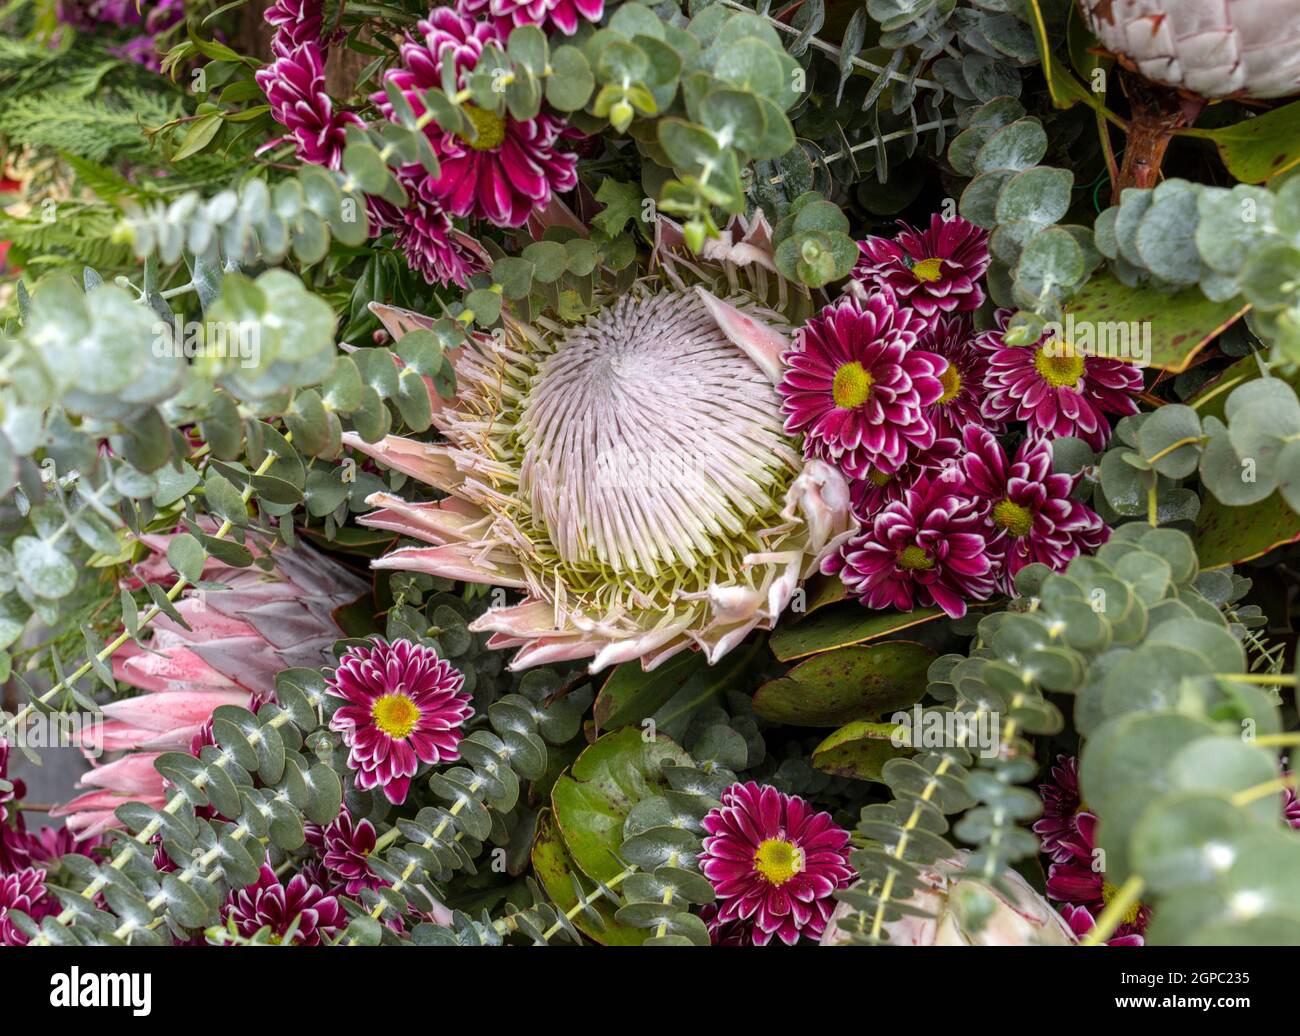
(326, 638, 473, 805)
(1084, 0, 1300, 99)
(779, 290, 945, 479)
(456, 0, 604, 36)
(344, 282, 855, 675)
(376, 8, 578, 227)
(699, 781, 854, 946)
(853, 215, 991, 321)
(50, 538, 366, 837)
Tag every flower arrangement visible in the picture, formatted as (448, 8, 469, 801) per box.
(1, 0, 1300, 959)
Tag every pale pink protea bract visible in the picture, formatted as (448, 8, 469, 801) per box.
(343, 284, 856, 675)
(50, 539, 366, 837)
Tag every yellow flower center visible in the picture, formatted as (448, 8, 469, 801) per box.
(910, 257, 945, 282)
(937, 362, 961, 404)
(371, 692, 420, 739)
(1033, 343, 1085, 388)
(458, 104, 506, 151)
(753, 838, 804, 886)
(866, 468, 893, 487)
(1102, 880, 1142, 927)
(992, 499, 1033, 538)
(897, 545, 934, 570)
(832, 361, 873, 409)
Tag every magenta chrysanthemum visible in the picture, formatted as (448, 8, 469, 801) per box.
(0, 868, 55, 946)
(918, 314, 1000, 441)
(1284, 772, 1300, 829)
(327, 637, 473, 805)
(977, 309, 1143, 450)
(780, 292, 944, 479)
(698, 781, 853, 946)
(265, 0, 327, 53)
(305, 809, 385, 895)
(1033, 754, 1093, 864)
(842, 436, 962, 526)
(370, 178, 488, 287)
(376, 9, 578, 227)
(1059, 903, 1144, 947)
(854, 214, 991, 320)
(1046, 813, 1152, 939)
(960, 426, 1108, 594)
(832, 475, 995, 618)
(224, 861, 345, 945)
(457, 0, 604, 36)
(256, 42, 363, 169)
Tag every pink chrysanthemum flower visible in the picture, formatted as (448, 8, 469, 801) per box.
(1046, 812, 1152, 937)
(841, 436, 962, 527)
(0, 868, 55, 946)
(265, 0, 329, 53)
(369, 178, 488, 287)
(376, 8, 579, 227)
(1283, 771, 1300, 829)
(832, 475, 995, 618)
(780, 292, 945, 479)
(918, 314, 1000, 441)
(224, 860, 345, 945)
(960, 426, 1108, 594)
(255, 42, 364, 169)
(457, 0, 603, 36)
(1033, 754, 1094, 864)
(698, 781, 854, 946)
(305, 809, 385, 896)
(327, 638, 474, 805)
(1059, 903, 1144, 947)
(854, 214, 991, 320)
(976, 309, 1143, 450)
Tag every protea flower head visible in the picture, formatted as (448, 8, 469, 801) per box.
(456, 0, 604, 36)
(344, 275, 855, 675)
(50, 537, 366, 836)
(1083, 0, 1300, 100)
(821, 851, 1078, 946)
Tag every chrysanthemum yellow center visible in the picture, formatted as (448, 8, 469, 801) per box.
(1033, 344, 1085, 388)
(897, 545, 934, 570)
(937, 363, 962, 403)
(753, 838, 804, 886)
(910, 257, 945, 283)
(458, 104, 506, 151)
(992, 499, 1033, 538)
(867, 468, 893, 487)
(1102, 880, 1142, 926)
(832, 361, 873, 409)
(371, 692, 420, 739)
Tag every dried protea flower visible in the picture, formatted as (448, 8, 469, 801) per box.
(345, 282, 855, 674)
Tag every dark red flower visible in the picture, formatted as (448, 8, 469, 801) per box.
(255, 41, 364, 169)
(304, 809, 385, 896)
(224, 860, 345, 945)
(854, 214, 991, 321)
